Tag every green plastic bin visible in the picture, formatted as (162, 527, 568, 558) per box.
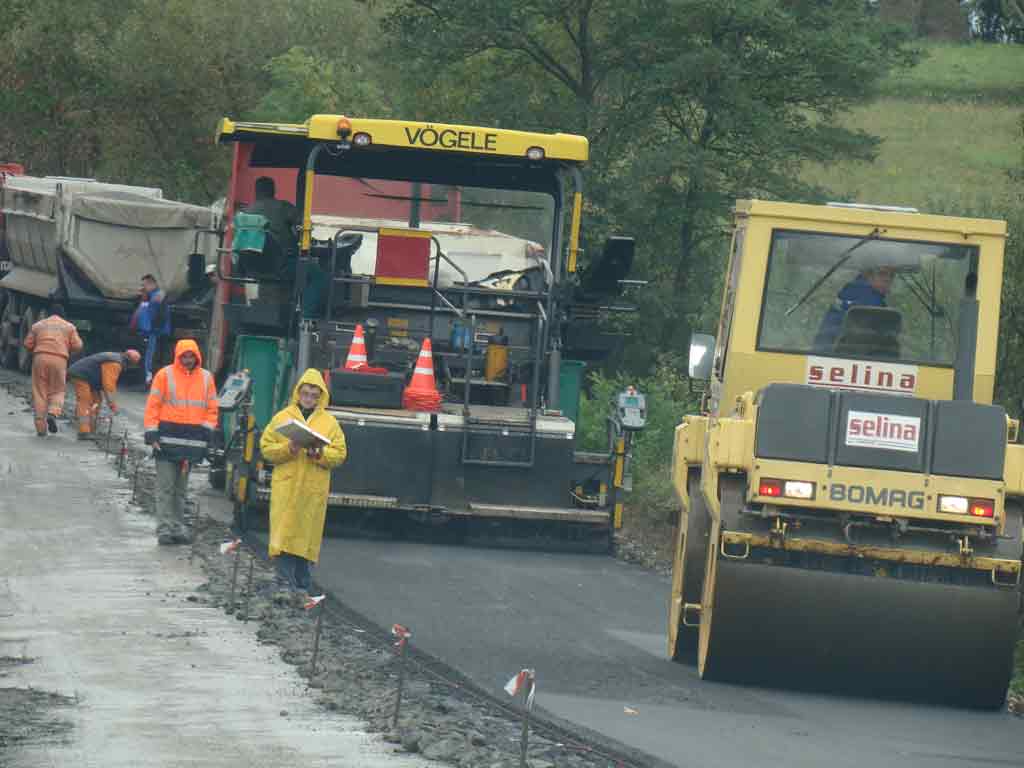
(559, 360, 587, 423)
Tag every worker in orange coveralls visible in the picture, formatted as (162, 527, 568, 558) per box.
(67, 349, 142, 440)
(23, 303, 83, 436)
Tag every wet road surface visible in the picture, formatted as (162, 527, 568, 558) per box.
(0, 382, 426, 767)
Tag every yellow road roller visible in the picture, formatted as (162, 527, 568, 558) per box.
(669, 200, 1023, 707)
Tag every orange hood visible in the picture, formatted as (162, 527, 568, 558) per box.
(173, 339, 203, 370)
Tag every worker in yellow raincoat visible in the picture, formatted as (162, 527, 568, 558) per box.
(259, 369, 347, 594)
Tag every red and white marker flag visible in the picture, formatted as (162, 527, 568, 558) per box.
(504, 668, 536, 710)
(391, 623, 412, 650)
(219, 538, 241, 555)
(304, 594, 326, 610)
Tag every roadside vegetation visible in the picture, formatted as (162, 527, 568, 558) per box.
(880, 41, 1024, 102)
(577, 357, 698, 525)
(1014, 643, 1024, 699)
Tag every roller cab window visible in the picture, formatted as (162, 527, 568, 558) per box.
(757, 230, 977, 366)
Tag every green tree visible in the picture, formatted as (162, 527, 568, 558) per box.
(384, 0, 918, 364)
(1, 0, 391, 201)
(967, 0, 1024, 41)
(0, 0, 129, 176)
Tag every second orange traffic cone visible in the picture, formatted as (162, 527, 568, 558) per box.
(402, 338, 442, 412)
(344, 324, 368, 371)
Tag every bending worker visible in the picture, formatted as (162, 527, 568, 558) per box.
(260, 369, 347, 595)
(68, 349, 142, 440)
(23, 302, 83, 436)
(143, 340, 218, 546)
(813, 266, 895, 352)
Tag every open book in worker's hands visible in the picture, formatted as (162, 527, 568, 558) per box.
(274, 418, 330, 448)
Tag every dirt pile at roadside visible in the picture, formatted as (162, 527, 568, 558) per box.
(613, 515, 677, 577)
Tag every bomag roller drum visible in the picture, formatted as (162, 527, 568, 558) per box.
(706, 481, 1021, 707)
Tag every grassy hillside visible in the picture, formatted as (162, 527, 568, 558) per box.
(802, 42, 1023, 209)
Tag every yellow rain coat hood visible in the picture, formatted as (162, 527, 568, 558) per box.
(259, 368, 347, 563)
(290, 367, 330, 408)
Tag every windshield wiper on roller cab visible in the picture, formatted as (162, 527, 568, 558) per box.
(784, 228, 881, 317)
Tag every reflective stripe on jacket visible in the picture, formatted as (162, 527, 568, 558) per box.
(24, 315, 84, 359)
(143, 339, 218, 460)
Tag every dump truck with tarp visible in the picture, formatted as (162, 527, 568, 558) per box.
(210, 114, 644, 550)
(669, 199, 1023, 706)
(0, 173, 219, 370)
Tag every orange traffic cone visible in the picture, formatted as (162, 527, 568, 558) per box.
(402, 338, 442, 412)
(344, 324, 368, 371)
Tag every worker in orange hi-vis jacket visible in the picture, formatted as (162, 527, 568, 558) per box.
(67, 349, 142, 439)
(143, 339, 219, 546)
(23, 303, 84, 437)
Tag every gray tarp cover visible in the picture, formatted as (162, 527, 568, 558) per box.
(1, 177, 217, 300)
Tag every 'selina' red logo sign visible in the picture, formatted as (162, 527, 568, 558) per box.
(807, 357, 917, 395)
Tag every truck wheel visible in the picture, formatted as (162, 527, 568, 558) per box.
(17, 306, 36, 373)
(208, 467, 226, 490)
(0, 293, 18, 369)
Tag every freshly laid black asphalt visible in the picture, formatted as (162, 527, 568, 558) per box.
(291, 536, 1023, 768)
